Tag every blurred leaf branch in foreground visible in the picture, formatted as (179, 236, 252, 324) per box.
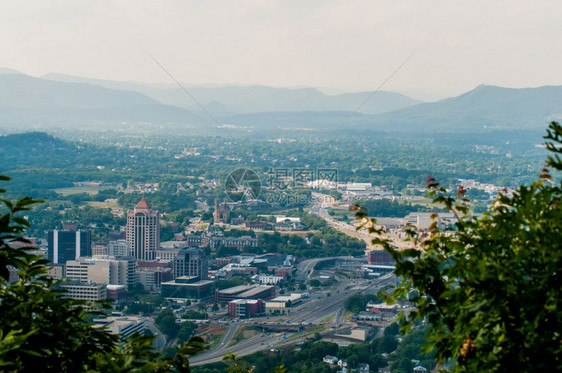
(355, 122, 562, 372)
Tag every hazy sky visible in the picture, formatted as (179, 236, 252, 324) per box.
(2, 0, 561, 100)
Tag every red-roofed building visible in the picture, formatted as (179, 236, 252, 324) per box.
(135, 196, 151, 210)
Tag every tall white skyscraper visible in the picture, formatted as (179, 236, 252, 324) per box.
(126, 197, 159, 261)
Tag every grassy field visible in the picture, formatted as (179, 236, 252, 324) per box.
(405, 197, 434, 207)
(53, 186, 102, 196)
(327, 208, 351, 221)
(227, 326, 260, 347)
(280, 325, 327, 344)
(87, 201, 121, 209)
(196, 223, 209, 231)
(197, 324, 227, 350)
(342, 311, 354, 322)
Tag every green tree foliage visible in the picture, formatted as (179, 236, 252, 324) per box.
(125, 294, 165, 315)
(200, 210, 213, 222)
(379, 335, 399, 354)
(391, 357, 413, 373)
(181, 310, 208, 320)
(161, 223, 178, 241)
(216, 245, 241, 257)
(216, 277, 252, 290)
(1, 129, 545, 204)
(222, 352, 254, 373)
(384, 322, 400, 337)
(391, 325, 435, 369)
(0, 175, 206, 371)
(177, 322, 197, 345)
(258, 220, 365, 258)
(125, 301, 156, 315)
(169, 209, 194, 227)
(356, 198, 440, 218)
(223, 228, 255, 238)
(156, 308, 179, 339)
(358, 122, 562, 372)
(224, 334, 396, 373)
(126, 282, 149, 298)
(309, 279, 321, 287)
(344, 294, 381, 314)
(118, 191, 196, 213)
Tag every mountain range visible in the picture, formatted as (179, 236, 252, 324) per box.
(0, 69, 560, 133)
(355, 84, 562, 131)
(41, 72, 421, 115)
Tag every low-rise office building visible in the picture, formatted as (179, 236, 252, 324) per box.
(106, 284, 127, 303)
(254, 274, 284, 285)
(93, 316, 145, 338)
(135, 265, 173, 292)
(60, 281, 107, 301)
(265, 293, 302, 313)
(228, 299, 263, 318)
(215, 284, 275, 304)
(161, 276, 215, 301)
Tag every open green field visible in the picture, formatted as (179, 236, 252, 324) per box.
(328, 207, 350, 215)
(320, 313, 336, 323)
(342, 311, 354, 322)
(327, 208, 351, 221)
(404, 198, 434, 207)
(87, 201, 121, 209)
(53, 186, 102, 196)
(196, 223, 209, 231)
(227, 326, 260, 347)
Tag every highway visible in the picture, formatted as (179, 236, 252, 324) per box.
(295, 256, 357, 281)
(190, 273, 396, 365)
(190, 324, 239, 364)
(311, 192, 412, 251)
(190, 192, 406, 366)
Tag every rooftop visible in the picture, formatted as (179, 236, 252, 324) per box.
(238, 285, 274, 297)
(161, 279, 214, 287)
(218, 284, 255, 294)
(135, 196, 151, 210)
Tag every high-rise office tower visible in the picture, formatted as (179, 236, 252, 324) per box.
(173, 247, 208, 280)
(47, 228, 91, 264)
(126, 197, 159, 261)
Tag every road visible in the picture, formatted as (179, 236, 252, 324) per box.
(195, 201, 208, 211)
(145, 319, 166, 350)
(310, 192, 374, 248)
(295, 256, 357, 281)
(190, 273, 396, 365)
(189, 324, 239, 364)
(311, 192, 412, 251)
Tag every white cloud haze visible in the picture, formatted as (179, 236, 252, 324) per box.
(1, 0, 561, 100)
